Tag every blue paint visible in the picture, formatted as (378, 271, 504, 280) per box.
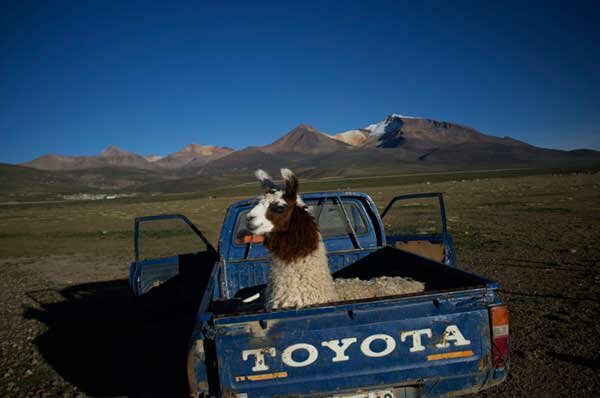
(216, 305, 489, 396)
(382, 192, 456, 267)
(129, 255, 179, 296)
(129, 214, 216, 297)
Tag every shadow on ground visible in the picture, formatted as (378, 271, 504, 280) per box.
(23, 275, 205, 397)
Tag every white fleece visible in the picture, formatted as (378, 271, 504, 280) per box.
(334, 276, 425, 301)
(266, 239, 339, 310)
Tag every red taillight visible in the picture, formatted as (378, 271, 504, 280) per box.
(489, 305, 509, 368)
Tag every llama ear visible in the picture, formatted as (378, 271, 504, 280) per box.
(255, 169, 277, 191)
(281, 168, 298, 200)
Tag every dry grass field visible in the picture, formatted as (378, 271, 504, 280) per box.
(1, 171, 599, 397)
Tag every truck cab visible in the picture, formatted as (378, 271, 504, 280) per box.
(129, 192, 509, 398)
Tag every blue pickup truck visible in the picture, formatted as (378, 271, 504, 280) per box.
(129, 192, 509, 398)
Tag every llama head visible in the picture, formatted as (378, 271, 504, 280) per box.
(246, 168, 304, 235)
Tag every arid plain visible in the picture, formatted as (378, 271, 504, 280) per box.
(1, 170, 599, 397)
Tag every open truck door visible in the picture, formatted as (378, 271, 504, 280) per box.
(382, 192, 456, 266)
(129, 214, 218, 309)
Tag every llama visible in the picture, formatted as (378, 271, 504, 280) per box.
(247, 168, 339, 310)
(247, 168, 425, 311)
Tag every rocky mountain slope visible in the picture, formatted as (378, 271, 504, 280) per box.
(23, 146, 156, 171)
(22, 144, 234, 171)
(329, 114, 523, 150)
(95, 146, 156, 170)
(188, 116, 600, 178)
(263, 124, 353, 153)
(154, 144, 234, 169)
(11, 114, 600, 195)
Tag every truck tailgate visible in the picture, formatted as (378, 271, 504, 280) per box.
(212, 290, 493, 397)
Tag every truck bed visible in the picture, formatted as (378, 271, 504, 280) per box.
(204, 247, 501, 397)
(211, 246, 495, 316)
(334, 246, 495, 295)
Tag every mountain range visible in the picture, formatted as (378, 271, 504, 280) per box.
(7, 114, 600, 196)
(23, 144, 235, 171)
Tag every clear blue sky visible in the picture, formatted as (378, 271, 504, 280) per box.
(1, 0, 599, 163)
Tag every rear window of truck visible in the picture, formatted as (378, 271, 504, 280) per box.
(233, 201, 368, 246)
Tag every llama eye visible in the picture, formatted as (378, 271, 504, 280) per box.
(271, 205, 285, 213)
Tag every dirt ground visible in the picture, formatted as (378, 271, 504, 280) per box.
(0, 172, 599, 397)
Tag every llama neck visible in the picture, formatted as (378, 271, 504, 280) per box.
(265, 206, 320, 263)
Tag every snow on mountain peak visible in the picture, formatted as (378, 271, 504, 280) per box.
(145, 155, 164, 162)
(389, 113, 418, 119)
(364, 114, 419, 136)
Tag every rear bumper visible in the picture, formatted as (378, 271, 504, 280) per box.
(206, 367, 509, 398)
